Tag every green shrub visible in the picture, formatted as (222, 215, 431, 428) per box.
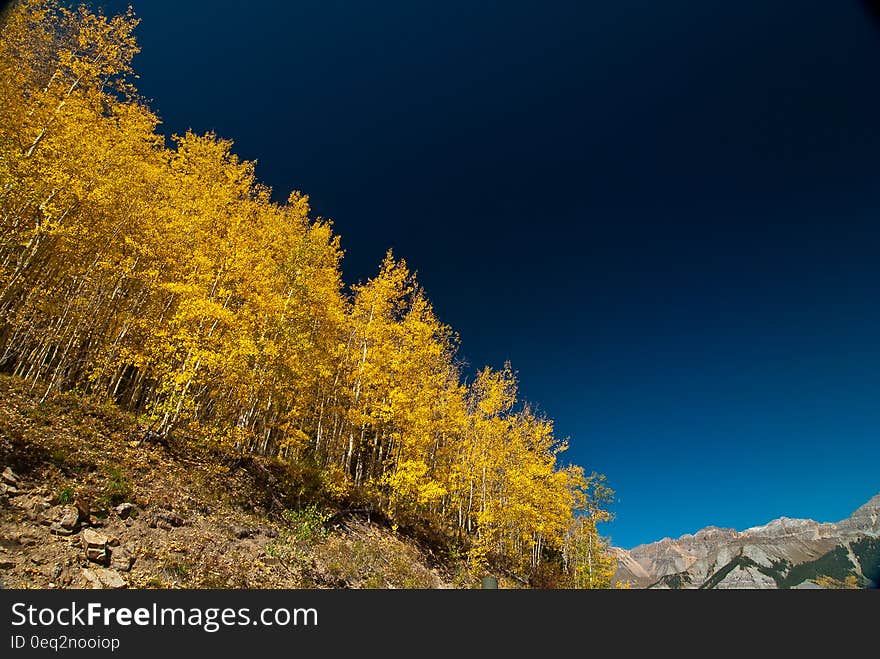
(103, 466, 131, 505)
(57, 486, 74, 505)
(284, 505, 330, 545)
(266, 505, 330, 572)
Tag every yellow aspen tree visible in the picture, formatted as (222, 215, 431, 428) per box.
(1, 0, 615, 584)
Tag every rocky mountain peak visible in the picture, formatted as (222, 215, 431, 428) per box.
(612, 491, 880, 589)
(852, 493, 880, 514)
(835, 492, 880, 537)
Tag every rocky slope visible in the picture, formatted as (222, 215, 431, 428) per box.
(613, 494, 880, 589)
(0, 376, 461, 589)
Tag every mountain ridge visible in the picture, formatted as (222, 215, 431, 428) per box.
(612, 492, 880, 588)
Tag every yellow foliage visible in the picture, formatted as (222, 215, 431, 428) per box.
(0, 0, 615, 582)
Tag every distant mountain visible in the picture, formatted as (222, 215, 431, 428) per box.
(612, 493, 880, 589)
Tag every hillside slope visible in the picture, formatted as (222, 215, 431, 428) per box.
(0, 375, 462, 589)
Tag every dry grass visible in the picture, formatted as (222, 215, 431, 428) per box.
(0, 374, 458, 589)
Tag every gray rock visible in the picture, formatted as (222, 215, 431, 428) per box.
(81, 568, 103, 589)
(81, 529, 110, 565)
(115, 502, 136, 519)
(82, 528, 108, 545)
(58, 505, 80, 530)
(1, 467, 18, 485)
(109, 547, 134, 572)
(41, 504, 80, 531)
(86, 547, 108, 564)
(49, 522, 75, 536)
(0, 483, 20, 496)
(92, 568, 127, 589)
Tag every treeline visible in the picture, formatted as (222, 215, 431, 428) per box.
(0, 0, 616, 585)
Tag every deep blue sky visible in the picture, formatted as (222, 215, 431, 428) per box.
(99, 0, 880, 549)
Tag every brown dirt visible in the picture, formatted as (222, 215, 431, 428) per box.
(0, 375, 456, 589)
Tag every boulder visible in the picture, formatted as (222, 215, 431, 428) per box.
(1, 466, 18, 485)
(42, 504, 80, 529)
(0, 483, 19, 496)
(74, 499, 90, 521)
(109, 547, 134, 572)
(58, 505, 80, 530)
(92, 568, 127, 589)
(114, 502, 136, 519)
(81, 568, 102, 589)
(86, 546, 108, 564)
(82, 528, 107, 545)
(49, 505, 81, 535)
(82, 568, 125, 589)
(81, 529, 109, 565)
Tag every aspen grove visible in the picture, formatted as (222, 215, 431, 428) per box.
(0, 0, 615, 584)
